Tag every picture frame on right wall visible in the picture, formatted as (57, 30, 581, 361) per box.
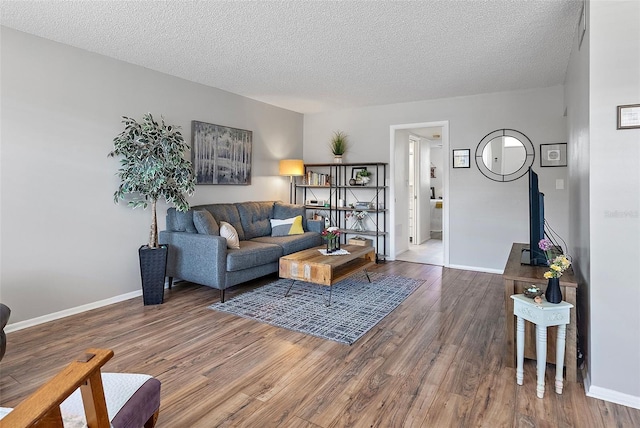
(617, 104, 640, 129)
(540, 143, 567, 167)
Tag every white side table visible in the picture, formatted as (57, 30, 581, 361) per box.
(510, 294, 573, 398)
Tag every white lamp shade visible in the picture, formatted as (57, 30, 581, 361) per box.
(279, 159, 304, 176)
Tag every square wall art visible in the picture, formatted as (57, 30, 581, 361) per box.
(192, 121, 252, 185)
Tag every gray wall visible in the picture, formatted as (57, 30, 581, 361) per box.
(1, 28, 303, 324)
(565, 1, 640, 405)
(303, 87, 569, 271)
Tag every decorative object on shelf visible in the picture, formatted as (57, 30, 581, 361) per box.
(349, 178, 357, 185)
(322, 227, 341, 253)
(330, 131, 348, 163)
(279, 159, 304, 203)
(354, 201, 372, 210)
(540, 143, 567, 167)
(347, 210, 367, 232)
(523, 285, 543, 299)
(348, 236, 373, 247)
(453, 149, 470, 168)
(192, 120, 252, 185)
(109, 113, 195, 305)
(617, 104, 640, 129)
(305, 170, 331, 186)
(538, 238, 572, 304)
(349, 166, 371, 186)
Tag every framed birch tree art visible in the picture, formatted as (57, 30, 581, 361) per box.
(191, 121, 252, 185)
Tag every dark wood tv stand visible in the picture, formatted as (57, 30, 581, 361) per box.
(503, 242, 579, 382)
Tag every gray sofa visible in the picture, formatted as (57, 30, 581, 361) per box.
(159, 201, 323, 302)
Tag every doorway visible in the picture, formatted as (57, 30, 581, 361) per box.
(389, 121, 449, 266)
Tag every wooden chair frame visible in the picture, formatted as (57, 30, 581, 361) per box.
(0, 348, 123, 428)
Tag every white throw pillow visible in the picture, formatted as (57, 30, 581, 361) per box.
(219, 221, 240, 249)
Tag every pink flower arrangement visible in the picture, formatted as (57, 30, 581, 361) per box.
(322, 226, 340, 240)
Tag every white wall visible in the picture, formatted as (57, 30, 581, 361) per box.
(304, 87, 569, 271)
(568, 1, 640, 408)
(565, 0, 592, 403)
(1, 28, 303, 324)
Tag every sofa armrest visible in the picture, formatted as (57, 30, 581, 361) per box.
(159, 231, 227, 290)
(307, 219, 323, 234)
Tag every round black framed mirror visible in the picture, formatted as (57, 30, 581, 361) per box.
(475, 129, 534, 182)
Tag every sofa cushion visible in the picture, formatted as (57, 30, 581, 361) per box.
(237, 201, 274, 239)
(226, 241, 283, 272)
(252, 232, 322, 255)
(270, 216, 304, 236)
(220, 221, 240, 249)
(193, 210, 220, 235)
(202, 204, 245, 240)
(166, 208, 198, 233)
(273, 202, 307, 230)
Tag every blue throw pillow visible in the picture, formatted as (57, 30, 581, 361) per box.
(273, 202, 307, 230)
(193, 210, 220, 235)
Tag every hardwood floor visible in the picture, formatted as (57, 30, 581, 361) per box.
(1, 262, 639, 427)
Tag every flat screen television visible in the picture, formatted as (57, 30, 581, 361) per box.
(521, 167, 547, 265)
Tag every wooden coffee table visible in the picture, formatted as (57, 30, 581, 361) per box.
(279, 245, 376, 305)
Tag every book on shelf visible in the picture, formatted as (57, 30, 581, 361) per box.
(305, 171, 330, 186)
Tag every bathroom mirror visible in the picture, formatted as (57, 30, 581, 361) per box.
(475, 129, 534, 182)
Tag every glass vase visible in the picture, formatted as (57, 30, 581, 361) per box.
(326, 236, 337, 253)
(353, 218, 366, 232)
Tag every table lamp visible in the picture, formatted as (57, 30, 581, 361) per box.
(279, 159, 304, 204)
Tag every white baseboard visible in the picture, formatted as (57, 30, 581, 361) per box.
(5, 290, 143, 333)
(448, 264, 504, 274)
(584, 371, 640, 409)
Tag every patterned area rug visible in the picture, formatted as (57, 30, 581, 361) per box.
(209, 273, 424, 345)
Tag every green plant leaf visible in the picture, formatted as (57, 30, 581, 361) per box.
(110, 113, 196, 246)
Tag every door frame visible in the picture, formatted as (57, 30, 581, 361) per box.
(408, 136, 418, 246)
(389, 121, 450, 266)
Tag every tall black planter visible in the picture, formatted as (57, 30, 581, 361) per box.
(545, 277, 563, 304)
(139, 245, 168, 305)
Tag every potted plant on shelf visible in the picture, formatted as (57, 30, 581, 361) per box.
(356, 169, 372, 185)
(329, 131, 348, 163)
(109, 113, 195, 305)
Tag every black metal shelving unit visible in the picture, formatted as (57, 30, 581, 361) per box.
(297, 162, 388, 261)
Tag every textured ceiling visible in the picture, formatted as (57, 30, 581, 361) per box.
(0, 0, 582, 114)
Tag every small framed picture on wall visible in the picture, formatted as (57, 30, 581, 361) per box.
(617, 104, 640, 129)
(452, 149, 470, 168)
(540, 143, 567, 167)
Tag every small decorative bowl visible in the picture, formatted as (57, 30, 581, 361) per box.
(523, 286, 543, 299)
